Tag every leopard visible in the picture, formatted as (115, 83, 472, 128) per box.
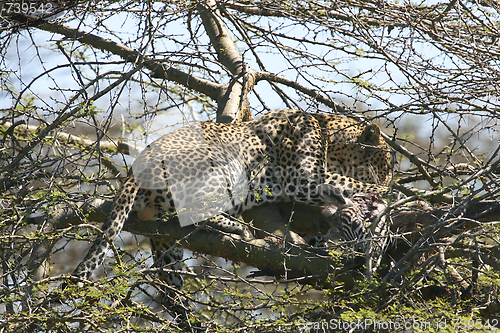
(71, 108, 393, 301)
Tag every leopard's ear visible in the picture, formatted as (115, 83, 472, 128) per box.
(359, 123, 383, 146)
(317, 183, 349, 207)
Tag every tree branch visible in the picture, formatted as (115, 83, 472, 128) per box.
(125, 214, 337, 285)
(198, 0, 244, 76)
(0, 121, 136, 156)
(197, 0, 258, 122)
(33, 195, 500, 285)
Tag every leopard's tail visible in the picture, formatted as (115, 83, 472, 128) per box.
(72, 176, 138, 280)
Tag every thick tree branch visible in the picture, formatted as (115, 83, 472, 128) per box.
(35, 196, 500, 285)
(197, 0, 258, 122)
(0, 121, 136, 156)
(125, 214, 336, 285)
(198, 0, 244, 77)
(22, 18, 222, 101)
(256, 71, 347, 114)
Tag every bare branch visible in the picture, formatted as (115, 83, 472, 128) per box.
(25, 18, 222, 100)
